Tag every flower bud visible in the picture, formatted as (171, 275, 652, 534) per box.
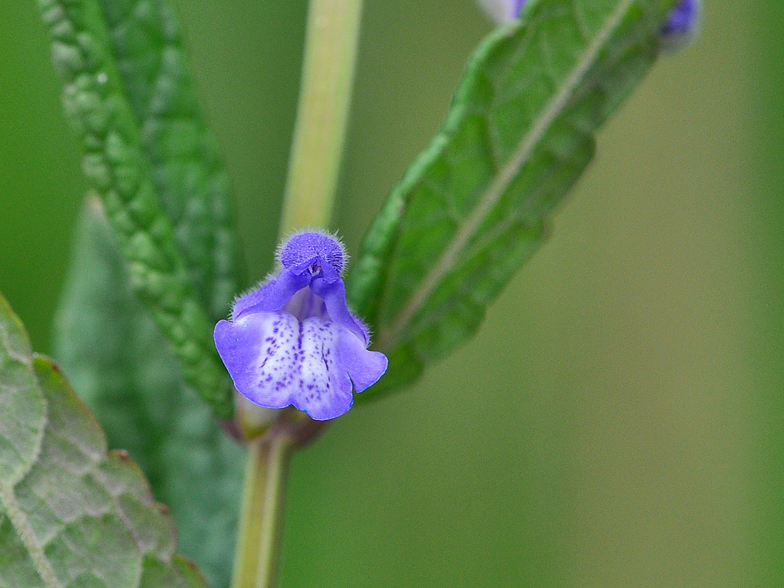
(476, 0, 701, 55)
(661, 0, 701, 53)
(476, 0, 526, 25)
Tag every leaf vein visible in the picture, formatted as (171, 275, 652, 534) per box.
(380, 0, 636, 349)
(0, 482, 60, 588)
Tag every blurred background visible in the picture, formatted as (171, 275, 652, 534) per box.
(1, 1, 781, 586)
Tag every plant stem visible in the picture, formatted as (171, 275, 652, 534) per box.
(279, 0, 365, 233)
(231, 2, 364, 587)
(231, 434, 294, 588)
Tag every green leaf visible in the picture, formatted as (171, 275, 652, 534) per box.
(53, 198, 245, 588)
(36, 0, 235, 417)
(347, 0, 677, 400)
(0, 289, 45, 489)
(95, 0, 245, 322)
(0, 292, 211, 588)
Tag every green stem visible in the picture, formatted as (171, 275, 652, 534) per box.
(280, 0, 365, 232)
(232, 1, 364, 587)
(231, 435, 294, 588)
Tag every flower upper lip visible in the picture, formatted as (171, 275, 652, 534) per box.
(288, 254, 340, 283)
(232, 262, 364, 342)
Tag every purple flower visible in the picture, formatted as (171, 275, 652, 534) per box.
(215, 232, 387, 421)
(476, 0, 526, 25)
(477, 0, 701, 52)
(661, 0, 701, 51)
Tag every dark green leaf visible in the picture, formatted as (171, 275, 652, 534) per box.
(53, 198, 245, 588)
(37, 0, 234, 417)
(0, 292, 211, 588)
(347, 0, 677, 400)
(96, 0, 245, 321)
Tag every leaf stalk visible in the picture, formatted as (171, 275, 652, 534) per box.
(231, 434, 294, 588)
(279, 0, 365, 232)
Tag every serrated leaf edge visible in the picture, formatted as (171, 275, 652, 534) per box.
(0, 316, 30, 370)
(0, 297, 55, 586)
(31, 356, 183, 587)
(379, 0, 637, 350)
(0, 349, 209, 588)
(0, 296, 47, 489)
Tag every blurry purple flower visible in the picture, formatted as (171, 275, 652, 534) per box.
(215, 232, 387, 421)
(661, 0, 701, 52)
(477, 0, 701, 52)
(476, 0, 525, 25)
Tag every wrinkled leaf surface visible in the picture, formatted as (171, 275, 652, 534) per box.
(0, 292, 211, 588)
(53, 199, 244, 588)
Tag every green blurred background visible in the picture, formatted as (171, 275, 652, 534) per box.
(1, 1, 782, 586)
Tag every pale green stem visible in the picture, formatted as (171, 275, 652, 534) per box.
(231, 435, 294, 588)
(279, 0, 365, 233)
(231, 1, 364, 587)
